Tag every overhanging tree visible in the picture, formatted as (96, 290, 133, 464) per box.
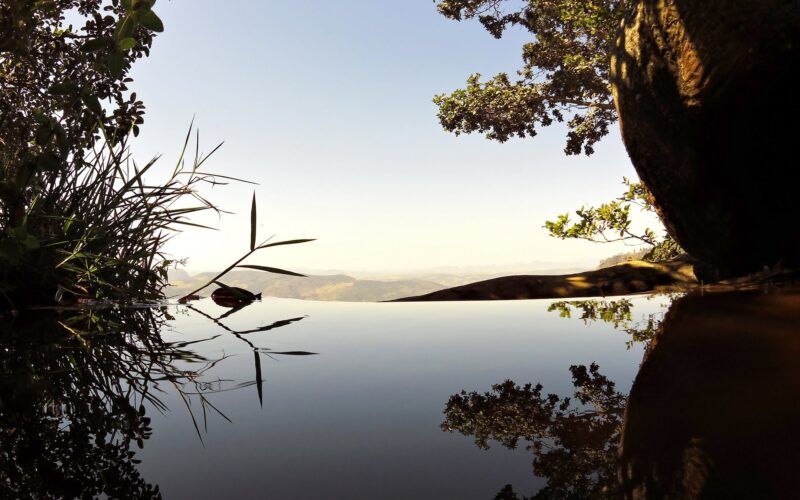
(434, 0, 624, 155)
(545, 178, 682, 262)
(433, 0, 682, 261)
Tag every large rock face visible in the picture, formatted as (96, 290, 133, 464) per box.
(610, 0, 800, 275)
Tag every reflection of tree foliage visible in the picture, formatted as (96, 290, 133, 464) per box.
(549, 299, 634, 327)
(0, 307, 223, 499)
(442, 363, 626, 499)
(547, 296, 676, 348)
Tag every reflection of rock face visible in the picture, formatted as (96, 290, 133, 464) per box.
(610, 0, 800, 274)
(619, 290, 800, 498)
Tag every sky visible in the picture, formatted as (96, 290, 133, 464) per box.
(127, 0, 654, 273)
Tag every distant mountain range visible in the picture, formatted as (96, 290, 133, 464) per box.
(166, 263, 585, 302)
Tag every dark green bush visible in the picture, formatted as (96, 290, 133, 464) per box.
(0, 1, 223, 309)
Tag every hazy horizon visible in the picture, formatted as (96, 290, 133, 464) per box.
(130, 1, 662, 274)
(172, 258, 594, 278)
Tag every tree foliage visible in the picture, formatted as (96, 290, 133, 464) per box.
(1, 0, 163, 228)
(1, 0, 162, 164)
(0, 0, 180, 307)
(544, 178, 683, 262)
(434, 1, 686, 262)
(433, 0, 624, 154)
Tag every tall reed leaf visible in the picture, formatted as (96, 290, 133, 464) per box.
(178, 196, 314, 302)
(250, 192, 257, 251)
(236, 265, 306, 277)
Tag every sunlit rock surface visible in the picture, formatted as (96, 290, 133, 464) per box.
(395, 259, 697, 301)
(610, 0, 800, 275)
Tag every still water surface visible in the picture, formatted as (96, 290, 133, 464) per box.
(136, 296, 663, 499)
(3, 290, 798, 498)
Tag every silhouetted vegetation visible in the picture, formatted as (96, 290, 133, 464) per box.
(0, 307, 219, 498)
(547, 295, 674, 348)
(0, 1, 216, 309)
(184, 300, 313, 406)
(433, 3, 683, 264)
(1, 0, 161, 163)
(433, 0, 622, 154)
(443, 363, 626, 499)
(545, 178, 683, 262)
(0, 298, 315, 496)
(178, 194, 314, 304)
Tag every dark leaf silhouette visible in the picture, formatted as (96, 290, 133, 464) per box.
(236, 265, 306, 277)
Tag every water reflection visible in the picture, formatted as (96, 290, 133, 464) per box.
(184, 302, 314, 406)
(0, 308, 200, 497)
(547, 296, 675, 348)
(444, 363, 626, 499)
(4, 290, 797, 498)
(445, 289, 800, 499)
(0, 303, 311, 497)
(620, 290, 800, 499)
(443, 294, 672, 499)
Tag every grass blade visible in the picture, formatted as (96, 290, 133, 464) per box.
(257, 239, 316, 249)
(250, 192, 256, 251)
(236, 265, 306, 277)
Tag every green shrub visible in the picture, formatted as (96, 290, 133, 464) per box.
(545, 178, 684, 263)
(0, 0, 212, 309)
(1, 129, 226, 307)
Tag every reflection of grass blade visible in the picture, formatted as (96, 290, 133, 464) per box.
(183, 381, 257, 394)
(177, 388, 204, 446)
(181, 304, 315, 408)
(167, 334, 221, 348)
(216, 304, 248, 320)
(254, 351, 263, 407)
(0, 302, 250, 499)
(199, 395, 232, 424)
(236, 316, 307, 335)
(257, 349, 318, 356)
(185, 304, 306, 337)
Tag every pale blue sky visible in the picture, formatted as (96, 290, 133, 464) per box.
(129, 0, 653, 273)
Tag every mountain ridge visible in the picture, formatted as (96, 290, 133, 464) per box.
(166, 264, 585, 302)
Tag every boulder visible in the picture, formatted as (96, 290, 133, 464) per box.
(394, 258, 697, 301)
(610, 0, 800, 275)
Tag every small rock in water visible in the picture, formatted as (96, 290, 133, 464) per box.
(211, 287, 262, 308)
(178, 294, 201, 304)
